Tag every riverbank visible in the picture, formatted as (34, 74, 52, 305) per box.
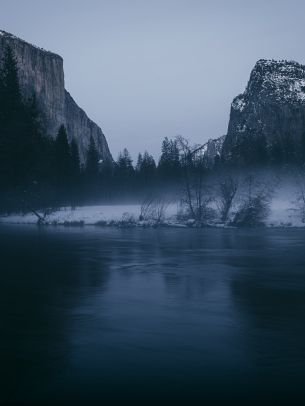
(0, 198, 304, 228)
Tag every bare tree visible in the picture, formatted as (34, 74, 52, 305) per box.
(139, 196, 169, 225)
(139, 196, 156, 221)
(217, 175, 239, 223)
(151, 198, 169, 225)
(176, 136, 214, 225)
(232, 174, 271, 227)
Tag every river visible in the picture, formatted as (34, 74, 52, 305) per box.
(0, 225, 305, 403)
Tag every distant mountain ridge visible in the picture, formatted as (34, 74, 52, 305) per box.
(0, 30, 112, 163)
(201, 59, 305, 166)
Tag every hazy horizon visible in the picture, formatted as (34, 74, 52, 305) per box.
(1, 0, 305, 160)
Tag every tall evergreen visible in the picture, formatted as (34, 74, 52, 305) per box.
(0, 46, 23, 123)
(85, 136, 99, 178)
(70, 138, 81, 204)
(0, 46, 24, 188)
(116, 148, 134, 178)
(135, 153, 143, 173)
(84, 136, 100, 199)
(139, 151, 156, 183)
(115, 148, 134, 197)
(158, 137, 180, 182)
(70, 138, 81, 180)
(135, 151, 156, 196)
(54, 125, 71, 201)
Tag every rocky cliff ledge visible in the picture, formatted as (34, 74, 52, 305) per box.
(0, 30, 112, 162)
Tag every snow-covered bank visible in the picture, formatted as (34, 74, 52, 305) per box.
(267, 198, 305, 227)
(0, 197, 305, 228)
(0, 204, 179, 227)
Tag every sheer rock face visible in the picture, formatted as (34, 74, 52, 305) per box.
(195, 136, 225, 168)
(0, 30, 112, 163)
(221, 59, 305, 163)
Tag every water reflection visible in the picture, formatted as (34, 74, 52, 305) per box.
(0, 226, 111, 402)
(0, 226, 305, 403)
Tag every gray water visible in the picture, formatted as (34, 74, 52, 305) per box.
(0, 225, 305, 403)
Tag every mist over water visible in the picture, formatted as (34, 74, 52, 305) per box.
(1, 225, 305, 403)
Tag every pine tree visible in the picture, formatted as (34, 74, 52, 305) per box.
(135, 153, 143, 172)
(69, 138, 81, 205)
(116, 148, 134, 177)
(84, 136, 100, 199)
(141, 151, 156, 181)
(54, 125, 71, 201)
(0, 46, 23, 123)
(70, 138, 81, 180)
(55, 125, 70, 171)
(115, 148, 134, 197)
(85, 136, 99, 178)
(135, 151, 156, 195)
(99, 157, 114, 201)
(158, 137, 181, 182)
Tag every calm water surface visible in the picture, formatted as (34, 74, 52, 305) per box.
(0, 225, 305, 403)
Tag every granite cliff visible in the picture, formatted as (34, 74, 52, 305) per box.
(195, 136, 225, 168)
(200, 59, 305, 166)
(222, 59, 305, 164)
(0, 30, 112, 163)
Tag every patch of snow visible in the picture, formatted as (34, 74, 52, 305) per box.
(237, 124, 247, 133)
(232, 97, 246, 112)
(289, 79, 305, 101)
(248, 59, 305, 103)
(0, 204, 178, 226)
(200, 144, 208, 155)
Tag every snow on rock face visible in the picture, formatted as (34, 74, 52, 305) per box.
(200, 59, 305, 166)
(221, 59, 305, 164)
(246, 59, 305, 103)
(232, 95, 247, 112)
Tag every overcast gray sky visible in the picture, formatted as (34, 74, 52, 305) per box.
(1, 0, 305, 159)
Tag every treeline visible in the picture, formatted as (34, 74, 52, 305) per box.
(99, 137, 183, 201)
(226, 132, 305, 166)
